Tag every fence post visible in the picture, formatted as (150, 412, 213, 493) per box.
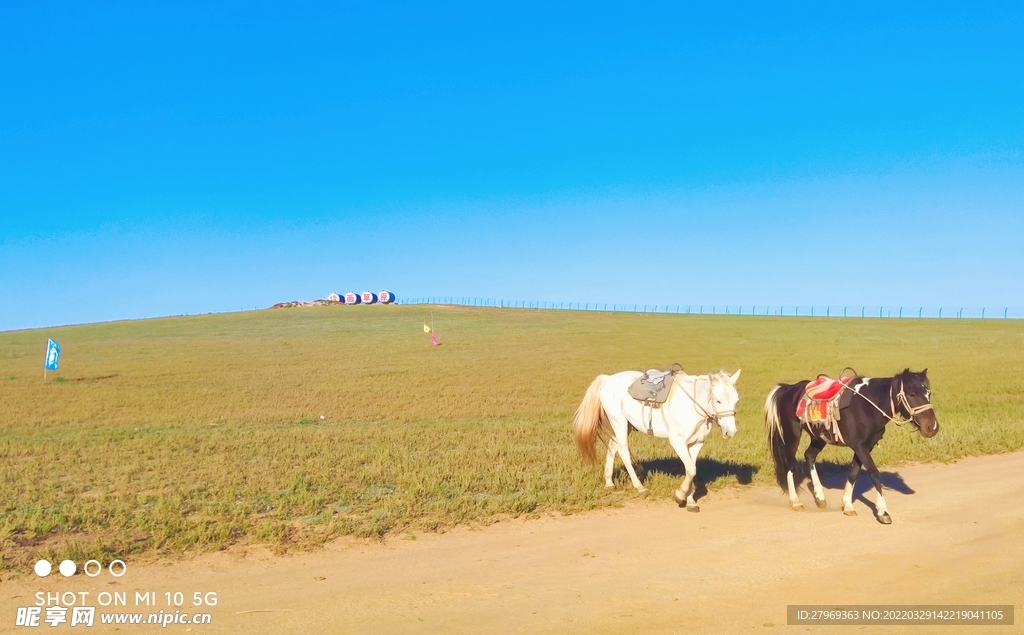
(919, 307, 922, 318)
(899, 307, 903, 319)
(982, 308, 986, 318)
(827, 306, 830, 317)
(861, 307, 865, 318)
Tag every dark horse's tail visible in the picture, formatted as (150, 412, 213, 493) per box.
(764, 385, 790, 490)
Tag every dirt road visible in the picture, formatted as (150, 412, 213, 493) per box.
(3, 452, 1022, 634)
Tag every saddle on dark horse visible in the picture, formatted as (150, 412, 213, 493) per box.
(796, 370, 859, 443)
(627, 363, 685, 407)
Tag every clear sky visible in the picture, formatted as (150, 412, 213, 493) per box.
(2, 2, 1023, 330)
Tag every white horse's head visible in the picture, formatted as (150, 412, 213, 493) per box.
(711, 369, 741, 439)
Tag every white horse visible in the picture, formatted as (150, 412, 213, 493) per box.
(573, 369, 741, 511)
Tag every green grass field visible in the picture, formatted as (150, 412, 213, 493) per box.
(2, 306, 1023, 573)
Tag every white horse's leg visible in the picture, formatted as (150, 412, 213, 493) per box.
(616, 441, 646, 492)
(605, 411, 645, 492)
(684, 441, 705, 510)
(669, 436, 700, 511)
(603, 438, 617, 488)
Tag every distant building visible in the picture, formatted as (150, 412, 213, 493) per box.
(327, 292, 342, 303)
(345, 292, 360, 304)
(379, 290, 395, 304)
(361, 291, 378, 304)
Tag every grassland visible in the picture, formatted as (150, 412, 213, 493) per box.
(2, 306, 1023, 573)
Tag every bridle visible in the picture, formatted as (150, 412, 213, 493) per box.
(678, 374, 735, 427)
(843, 376, 933, 429)
(891, 380, 934, 430)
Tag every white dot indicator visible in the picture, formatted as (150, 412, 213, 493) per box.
(59, 560, 77, 577)
(34, 560, 52, 577)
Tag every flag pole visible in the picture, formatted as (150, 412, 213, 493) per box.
(43, 341, 47, 383)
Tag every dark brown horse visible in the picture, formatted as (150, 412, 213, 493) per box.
(764, 369, 939, 524)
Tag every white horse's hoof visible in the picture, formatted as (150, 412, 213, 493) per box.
(843, 508, 857, 517)
(791, 502, 804, 511)
(686, 504, 700, 513)
(604, 483, 615, 489)
(636, 487, 648, 495)
(814, 497, 827, 509)
(673, 490, 685, 504)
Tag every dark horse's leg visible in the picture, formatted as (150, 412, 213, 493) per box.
(804, 437, 828, 508)
(842, 456, 861, 516)
(848, 445, 892, 524)
(783, 432, 804, 511)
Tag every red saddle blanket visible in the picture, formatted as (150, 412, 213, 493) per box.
(804, 375, 854, 401)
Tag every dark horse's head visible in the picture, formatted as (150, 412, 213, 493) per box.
(895, 368, 939, 438)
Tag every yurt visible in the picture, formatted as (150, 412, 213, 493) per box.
(327, 292, 342, 303)
(361, 291, 378, 304)
(345, 292, 360, 304)
(379, 290, 395, 304)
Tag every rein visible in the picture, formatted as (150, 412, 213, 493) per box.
(678, 375, 735, 426)
(838, 376, 932, 429)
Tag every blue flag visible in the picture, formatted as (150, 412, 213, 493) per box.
(45, 339, 61, 371)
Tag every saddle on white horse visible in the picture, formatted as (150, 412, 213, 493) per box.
(627, 363, 685, 407)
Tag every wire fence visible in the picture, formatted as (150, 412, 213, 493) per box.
(398, 297, 1024, 319)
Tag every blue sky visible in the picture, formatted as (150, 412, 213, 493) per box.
(2, 2, 1023, 330)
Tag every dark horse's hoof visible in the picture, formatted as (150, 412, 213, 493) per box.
(877, 512, 892, 525)
(815, 498, 827, 509)
(686, 505, 700, 513)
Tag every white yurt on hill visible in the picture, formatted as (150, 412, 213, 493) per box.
(345, 292, 360, 304)
(361, 291, 378, 304)
(327, 292, 342, 303)
(379, 290, 395, 304)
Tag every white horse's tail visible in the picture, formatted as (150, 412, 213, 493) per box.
(764, 385, 789, 490)
(574, 375, 610, 463)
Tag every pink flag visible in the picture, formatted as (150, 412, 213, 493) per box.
(431, 330, 439, 346)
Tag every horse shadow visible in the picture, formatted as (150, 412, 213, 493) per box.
(811, 461, 916, 511)
(633, 457, 758, 501)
